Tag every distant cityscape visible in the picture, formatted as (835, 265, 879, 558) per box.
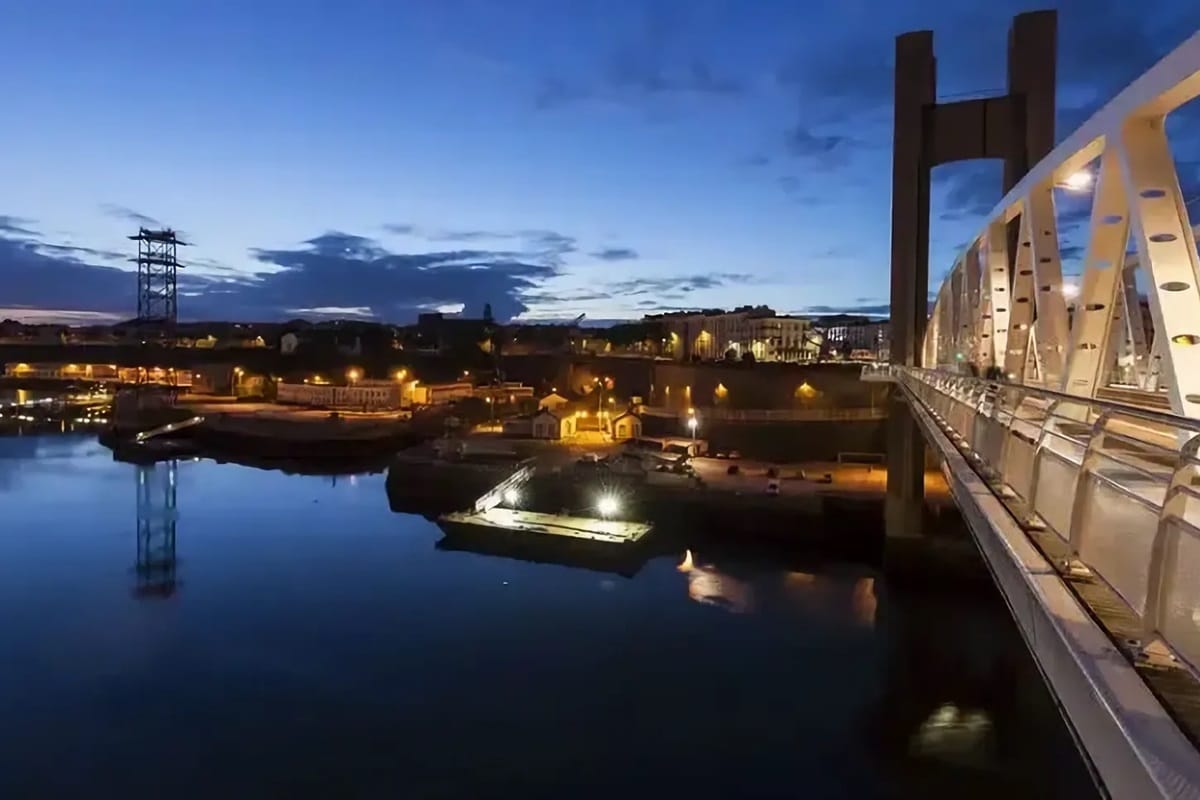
(0, 305, 889, 365)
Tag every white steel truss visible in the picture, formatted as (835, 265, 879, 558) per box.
(922, 31, 1200, 418)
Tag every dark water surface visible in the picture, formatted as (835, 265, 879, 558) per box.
(0, 435, 1097, 798)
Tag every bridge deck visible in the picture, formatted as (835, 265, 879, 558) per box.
(896, 372, 1200, 798)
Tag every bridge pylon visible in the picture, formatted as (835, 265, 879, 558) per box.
(886, 10, 1057, 538)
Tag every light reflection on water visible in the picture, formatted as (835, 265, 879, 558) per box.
(677, 549, 877, 627)
(0, 435, 1098, 799)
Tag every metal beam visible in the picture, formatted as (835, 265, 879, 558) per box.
(1118, 118, 1200, 416)
(1004, 210, 1037, 381)
(985, 221, 1012, 370)
(1027, 182, 1070, 388)
(1063, 149, 1130, 398)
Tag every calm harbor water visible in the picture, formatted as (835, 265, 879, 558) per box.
(0, 433, 1098, 798)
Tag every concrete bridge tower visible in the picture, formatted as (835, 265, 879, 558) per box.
(887, 10, 1057, 538)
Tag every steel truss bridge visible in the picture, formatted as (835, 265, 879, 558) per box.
(878, 19, 1200, 800)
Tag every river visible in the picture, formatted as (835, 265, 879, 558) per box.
(0, 433, 1098, 798)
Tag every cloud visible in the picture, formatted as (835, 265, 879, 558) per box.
(35, 242, 127, 262)
(1059, 244, 1086, 261)
(0, 230, 141, 315)
(802, 303, 891, 317)
(533, 6, 743, 112)
(607, 55, 743, 98)
(0, 215, 39, 237)
(608, 273, 753, 297)
(99, 203, 164, 229)
(591, 247, 638, 262)
(534, 77, 594, 111)
(785, 125, 855, 159)
(242, 231, 561, 322)
(382, 225, 579, 263)
(286, 306, 376, 319)
(0, 308, 127, 325)
(0, 222, 568, 324)
(522, 289, 614, 304)
(936, 161, 1003, 222)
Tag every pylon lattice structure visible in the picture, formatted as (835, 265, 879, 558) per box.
(130, 227, 187, 326)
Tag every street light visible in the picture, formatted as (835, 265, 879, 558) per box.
(687, 415, 699, 441)
(347, 368, 361, 383)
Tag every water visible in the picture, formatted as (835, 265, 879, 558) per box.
(0, 435, 1098, 799)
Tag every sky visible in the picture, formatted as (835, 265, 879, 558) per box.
(2, 0, 1199, 326)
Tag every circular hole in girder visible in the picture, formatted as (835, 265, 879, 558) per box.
(1078, 343, 1097, 350)
(1161, 281, 1190, 292)
(1140, 189, 1167, 198)
(1039, 257, 1053, 264)
(1021, 241, 1031, 248)
(1185, 394, 1200, 404)
(1150, 233, 1177, 243)
(1016, 297, 1029, 303)
(1019, 269, 1033, 276)
(1170, 334, 1200, 346)
(1039, 285, 1051, 291)
(1085, 303, 1106, 311)
(995, 286, 1006, 292)
(982, 333, 990, 338)
(996, 308, 1007, 312)
(1100, 214, 1123, 225)
(1094, 260, 1111, 270)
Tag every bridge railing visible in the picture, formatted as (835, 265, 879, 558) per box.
(895, 365, 1200, 672)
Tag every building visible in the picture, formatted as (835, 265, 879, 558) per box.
(4, 362, 191, 387)
(473, 382, 535, 405)
(531, 409, 576, 440)
(411, 381, 474, 406)
(811, 315, 890, 361)
(502, 415, 534, 437)
(276, 380, 401, 410)
(611, 410, 643, 441)
(538, 391, 571, 411)
(648, 306, 822, 363)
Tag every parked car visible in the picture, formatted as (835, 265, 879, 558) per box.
(765, 479, 780, 496)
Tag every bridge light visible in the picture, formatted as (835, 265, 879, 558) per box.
(1060, 170, 1093, 191)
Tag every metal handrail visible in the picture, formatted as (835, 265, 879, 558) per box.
(905, 367, 1200, 434)
(896, 363, 1200, 671)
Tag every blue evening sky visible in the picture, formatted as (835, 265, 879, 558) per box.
(2, 0, 1198, 325)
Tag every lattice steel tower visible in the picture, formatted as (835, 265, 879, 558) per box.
(130, 227, 187, 325)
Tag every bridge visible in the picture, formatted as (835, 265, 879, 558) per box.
(877, 11, 1200, 798)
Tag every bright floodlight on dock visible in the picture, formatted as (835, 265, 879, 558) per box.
(597, 494, 620, 518)
(503, 488, 520, 506)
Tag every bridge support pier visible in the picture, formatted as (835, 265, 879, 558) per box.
(885, 392, 925, 539)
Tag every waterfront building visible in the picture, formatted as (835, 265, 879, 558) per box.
(531, 409, 576, 440)
(611, 410, 643, 441)
(647, 306, 822, 363)
(811, 315, 890, 361)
